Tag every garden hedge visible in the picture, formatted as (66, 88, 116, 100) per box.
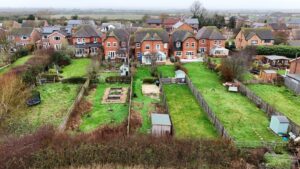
(256, 45, 300, 58)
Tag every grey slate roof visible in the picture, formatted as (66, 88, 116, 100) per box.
(134, 28, 169, 43)
(184, 18, 199, 25)
(241, 28, 274, 40)
(10, 27, 34, 36)
(196, 26, 226, 40)
(73, 25, 100, 38)
(146, 19, 162, 24)
(42, 26, 61, 34)
(106, 29, 129, 42)
(171, 30, 194, 43)
(151, 113, 171, 126)
(269, 23, 287, 31)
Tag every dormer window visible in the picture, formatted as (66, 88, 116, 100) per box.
(136, 43, 140, 48)
(176, 42, 181, 48)
(21, 36, 28, 40)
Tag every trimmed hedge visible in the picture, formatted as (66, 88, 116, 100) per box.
(105, 76, 131, 84)
(256, 45, 300, 58)
(61, 77, 87, 84)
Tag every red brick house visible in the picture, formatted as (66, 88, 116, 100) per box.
(196, 26, 226, 56)
(170, 30, 197, 60)
(37, 31, 67, 50)
(235, 28, 274, 49)
(72, 25, 101, 57)
(162, 18, 180, 32)
(103, 29, 130, 61)
(134, 28, 169, 65)
(9, 27, 40, 47)
(172, 21, 194, 32)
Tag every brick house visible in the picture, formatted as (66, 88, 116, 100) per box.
(134, 28, 169, 65)
(9, 27, 40, 47)
(235, 28, 274, 49)
(162, 18, 180, 32)
(146, 19, 162, 28)
(37, 31, 67, 50)
(184, 18, 199, 31)
(172, 21, 194, 32)
(103, 29, 130, 61)
(170, 30, 197, 60)
(72, 25, 101, 57)
(268, 23, 288, 33)
(196, 26, 226, 56)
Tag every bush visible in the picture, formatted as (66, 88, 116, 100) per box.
(61, 77, 87, 84)
(256, 45, 300, 58)
(143, 77, 158, 84)
(174, 62, 188, 74)
(105, 76, 131, 84)
(51, 51, 71, 66)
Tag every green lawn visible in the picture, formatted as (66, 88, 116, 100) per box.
(158, 65, 175, 78)
(132, 67, 159, 133)
(184, 63, 280, 142)
(8, 83, 79, 134)
(277, 69, 286, 76)
(248, 84, 300, 125)
(61, 59, 91, 78)
(0, 55, 32, 75)
(164, 84, 218, 139)
(79, 82, 129, 132)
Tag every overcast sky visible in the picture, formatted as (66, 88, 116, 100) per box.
(0, 0, 299, 10)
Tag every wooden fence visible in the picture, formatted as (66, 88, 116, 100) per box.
(127, 76, 133, 135)
(59, 78, 90, 132)
(185, 76, 233, 140)
(235, 80, 300, 135)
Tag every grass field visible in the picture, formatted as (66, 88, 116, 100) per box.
(132, 67, 160, 133)
(61, 59, 91, 78)
(8, 83, 79, 135)
(79, 82, 129, 132)
(184, 63, 280, 142)
(0, 55, 32, 75)
(248, 84, 300, 125)
(158, 65, 175, 78)
(164, 84, 218, 139)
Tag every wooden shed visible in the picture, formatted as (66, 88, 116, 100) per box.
(270, 116, 289, 135)
(175, 70, 186, 83)
(260, 70, 277, 81)
(151, 113, 172, 136)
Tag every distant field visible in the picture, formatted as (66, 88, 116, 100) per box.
(51, 14, 144, 20)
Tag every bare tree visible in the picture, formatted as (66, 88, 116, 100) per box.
(190, 0, 206, 18)
(0, 30, 12, 64)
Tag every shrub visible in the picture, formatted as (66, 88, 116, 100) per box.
(61, 77, 87, 84)
(256, 45, 300, 58)
(51, 51, 71, 66)
(174, 62, 188, 74)
(105, 76, 131, 84)
(220, 57, 247, 82)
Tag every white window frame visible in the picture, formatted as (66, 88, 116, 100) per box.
(186, 51, 194, 56)
(176, 42, 181, 48)
(108, 51, 116, 59)
(164, 43, 168, 49)
(202, 39, 205, 44)
(107, 42, 111, 47)
(251, 40, 258, 45)
(176, 51, 182, 56)
(214, 40, 217, 44)
(156, 44, 160, 50)
(145, 45, 150, 50)
(186, 42, 189, 47)
(22, 36, 28, 40)
(191, 42, 195, 48)
(113, 42, 117, 47)
(54, 36, 60, 41)
(136, 43, 140, 48)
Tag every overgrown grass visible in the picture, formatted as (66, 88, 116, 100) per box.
(8, 83, 79, 135)
(80, 82, 129, 132)
(61, 59, 91, 78)
(132, 67, 159, 133)
(0, 55, 33, 75)
(164, 84, 218, 139)
(184, 63, 280, 142)
(264, 152, 292, 169)
(158, 65, 175, 78)
(248, 84, 300, 125)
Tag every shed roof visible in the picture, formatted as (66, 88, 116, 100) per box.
(273, 116, 289, 123)
(264, 55, 289, 61)
(263, 70, 277, 74)
(151, 113, 171, 126)
(175, 70, 186, 78)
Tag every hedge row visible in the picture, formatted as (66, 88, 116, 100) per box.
(105, 76, 131, 84)
(256, 45, 300, 58)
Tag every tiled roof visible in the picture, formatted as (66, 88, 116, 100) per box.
(196, 26, 226, 40)
(171, 30, 194, 42)
(73, 25, 100, 38)
(269, 23, 287, 30)
(184, 18, 199, 25)
(22, 20, 47, 28)
(146, 19, 162, 24)
(241, 28, 274, 40)
(163, 18, 180, 25)
(134, 28, 169, 43)
(10, 27, 34, 36)
(106, 29, 129, 42)
(173, 21, 184, 29)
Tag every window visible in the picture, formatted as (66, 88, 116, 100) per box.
(176, 42, 181, 48)
(145, 45, 150, 50)
(136, 43, 140, 48)
(251, 40, 258, 45)
(214, 40, 217, 44)
(164, 43, 168, 49)
(218, 41, 222, 44)
(186, 42, 189, 47)
(54, 44, 62, 50)
(156, 44, 160, 50)
(137, 52, 140, 57)
(107, 42, 111, 47)
(21, 36, 28, 40)
(43, 35, 47, 39)
(94, 37, 97, 43)
(77, 38, 81, 43)
(200, 48, 206, 53)
(54, 36, 60, 41)
(82, 38, 85, 43)
(176, 51, 182, 56)
(108, 51, 116, 59)
(113, 42, 117, 47)
(186, 51, 194, 56)
(264, 40, 271, 43)
(202, 39, 205, 44)
(191, 42, 195, 48)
